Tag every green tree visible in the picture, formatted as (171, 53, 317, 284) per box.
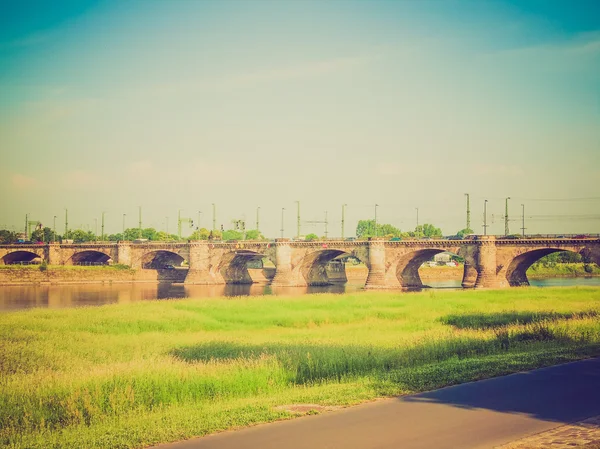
(356, 220, 401, 238)
(245, 229, 264, 240)
(305, 233, 319, 241)
(422, 223, 442, 238)
(456, 228, 474, 238)
(64, 229, 96, 242)
(189, 228, 211, 240)
(0, 230, 18, 243)
(222, 229, 244, 241)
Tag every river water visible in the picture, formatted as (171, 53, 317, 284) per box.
(1, 278, 599, 312)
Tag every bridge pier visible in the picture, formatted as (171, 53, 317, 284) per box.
(271, 240, 301, 286)
(474, 236, 502, 289)
(365, 238, 398, 289)
(185, 243, 223, 284)
(117, 242, 132, 267)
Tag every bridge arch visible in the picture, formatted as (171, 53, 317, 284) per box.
(505, 248, 585, 286)
(394, 247, 470, 289)
(142, 250, 186, 269)
(216, 250, 270, 284)
(2, 250, 43, 265)
(296, 248, 368, 286)
(70, 250, 112, 265)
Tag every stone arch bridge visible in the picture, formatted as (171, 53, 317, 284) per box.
(1, 236, 598, 289)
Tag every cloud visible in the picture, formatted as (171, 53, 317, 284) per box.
(11, 173, 37, 189)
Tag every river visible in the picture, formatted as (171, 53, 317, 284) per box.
(1, 277, 599, 312)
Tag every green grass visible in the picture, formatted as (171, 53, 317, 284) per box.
(1, 287, 600, 449)
(528, 263, 600, 277)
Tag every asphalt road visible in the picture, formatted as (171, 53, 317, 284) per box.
(155, 357, 600, 449)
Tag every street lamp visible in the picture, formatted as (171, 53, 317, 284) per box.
(521, 204, 526, 237)
(197, 211, 202, 230)
(374, 204, 379, 237)
(483, 199, 488, 236)
(122, 214, 126, 241)
(341, 204, 347, 239)
(53, 216, 57, 243)
(212, 203, 216, 231)
(505, 197, 511, 236)
(281, 208, 285, 238)
(416, 207, 419, 236)
(256, 206, 260, 233)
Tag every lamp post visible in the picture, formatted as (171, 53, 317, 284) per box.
(94, 218, 98, 240)
(122, 214, 126, 241)
(374, 204, 379, 237)
(465, 193, 471, 231)
(416, 207, 419, 236)
(341, 204, 347, 239)
(281, 208, 285, 238)
(295, 201, 300, 239)
(521, 204, 526, 237)
(101, 211, 105, 241)
(256, 207, 260, 233)
(25, 213, 29, 240)
(212, 203, 216, 232)
(504, 197, 511, 236)
(53, 216, 57, 243)
(197, 211, 202, 230)
(483, 199, 488, 236)
(324, 210, 328, 239)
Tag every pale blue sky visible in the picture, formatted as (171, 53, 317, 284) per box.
(1, 1, 599, 237)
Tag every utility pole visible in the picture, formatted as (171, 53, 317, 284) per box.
(197, 211, 202, 230)
(483, 199, 488, 236)
(341, 204, 347, 239)
(416, 207, 419, 236)
(65, 209, 68, 237)
(53, 215, 57, 243)
(256, 207, 260, 233)
(122, 214, 126, 240)
(25, 213, 29, 239)
(94, 218, 98, 239)
(178, 209, 181, 238)
(374, 204, 379, 237)
(521, 204, 526, 237)
(295, 200, 300, 238)
(212, 203, 216, 231)
(504, 197, 511, 236)
(465, 193, 471, 231)
(165, 216, 169, 235)
(281, 208, 285, 238)
(101, 211, 105, 241)
(324, 211, 328, 239)
(138, 206, 142, 238)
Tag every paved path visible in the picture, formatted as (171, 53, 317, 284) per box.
(155, 357, 600, 449)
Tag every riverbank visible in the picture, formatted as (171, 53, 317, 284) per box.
(0, 263, 598, 286)
(0, 265, 186, 285)
(1, 287, 599, 449)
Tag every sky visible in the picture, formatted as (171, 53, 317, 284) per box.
(0, 0, 599, 238)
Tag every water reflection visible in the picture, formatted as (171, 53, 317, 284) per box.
(0, 282, 366, 311)
(1, 277, 598, 312)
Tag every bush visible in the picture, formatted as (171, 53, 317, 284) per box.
(584, 264, 594, 274)
(38, 261, 48, 272)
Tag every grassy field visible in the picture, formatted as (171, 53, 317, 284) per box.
(1, 287, 600, 449)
